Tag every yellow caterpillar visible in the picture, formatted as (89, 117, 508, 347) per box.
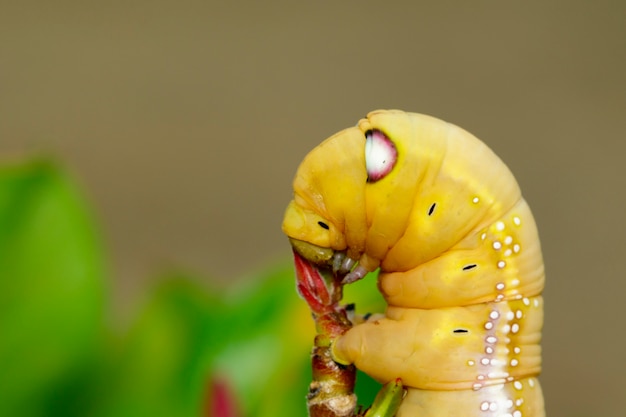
(282, 110, 545, 417)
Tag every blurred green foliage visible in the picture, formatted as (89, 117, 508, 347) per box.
(0, 159, 386, 417)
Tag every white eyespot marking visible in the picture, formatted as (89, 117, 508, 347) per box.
(490, 311, 500, 320)
(480, 401, 489, 411)
(468, 360, 475, 366)
(514, 381, 523, 390)
(496, 221, 505, 231)
(513, 244, 521, 253)
(496, 282, 505, 291)
(365, 130, 397, 182)
(513, 216, 521, 226)
(510, 359, 519, 366)
(493, 241, 502, 250)
(473, 196, 480, 204)
(504, 236, 513, 245)
(513, 411, 522, 417)
(498, 260, 506, 269)
(485, 322, 494, 330)
(514, 346, 521, 354)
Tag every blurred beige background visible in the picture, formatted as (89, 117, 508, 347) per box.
(1, 1, 624, 416)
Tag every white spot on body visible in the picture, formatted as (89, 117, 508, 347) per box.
(496, 221, 505, 231)
(514, 381, 523, 390)
(485, 322, 494, 330)
(496, 282, 506, 291)
(510, 359, 519, 366)
(486, 336, 497, 344)
(513, 216, 521, 226)
(493, 241, 502, 250)
(473, 197, 480, 204)
(468, 360, 475, 366)
(490, 311, 500, 320)
(513, 244, 521, 253)
(504, 236, 513, 245)
(498, 260, 506, 269)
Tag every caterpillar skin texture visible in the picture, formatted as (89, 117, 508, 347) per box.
(283, 110, 545, 417)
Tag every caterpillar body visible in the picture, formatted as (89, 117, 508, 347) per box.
(282, 110, 545, 417)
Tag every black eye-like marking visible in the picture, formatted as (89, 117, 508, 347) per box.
(318, 221, 330, 230)
(428, 203, 436, 216)
(453, 328, 469, 334)
(462, 264, 477, 271)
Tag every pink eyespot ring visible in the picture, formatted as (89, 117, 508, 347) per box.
(365, 129, 397, 182)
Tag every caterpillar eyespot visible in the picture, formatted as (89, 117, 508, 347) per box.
(282, 110, 545, 417)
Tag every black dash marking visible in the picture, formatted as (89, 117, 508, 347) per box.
(462, 264, 477, 271)
(363, 312, 373, 321)
(428, 203, 436, 216)
(318, 221, 330, 230)
(453, 329, 469, 334)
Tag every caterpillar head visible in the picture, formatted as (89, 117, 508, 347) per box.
(282, 110, 408, 283)
(283, 109, 522, 284)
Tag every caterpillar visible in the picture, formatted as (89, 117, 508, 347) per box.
(282, 110, 545, 417)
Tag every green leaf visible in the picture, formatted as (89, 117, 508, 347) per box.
(0, 159, 105, 416)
